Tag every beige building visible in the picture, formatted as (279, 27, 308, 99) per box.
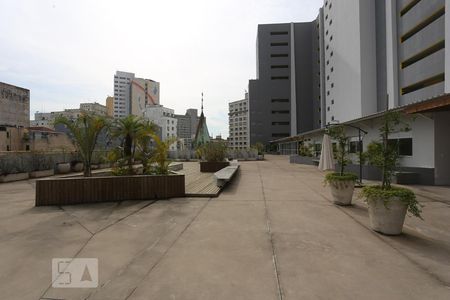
(131, 78, 160, 117)
(27, 127, 75, 152)
(105, 96, 114, 117)
(80, 102, 107, 115)
(0, 82, 30, 151)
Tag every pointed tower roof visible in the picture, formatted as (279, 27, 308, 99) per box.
(193, 92, 210, 148)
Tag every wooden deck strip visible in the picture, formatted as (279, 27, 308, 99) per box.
(181, 162, 221, 197)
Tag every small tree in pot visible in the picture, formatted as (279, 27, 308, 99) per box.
(254, 142, 265, 160)
(361, 112, 422, 235)
(324, 125, 358, 206)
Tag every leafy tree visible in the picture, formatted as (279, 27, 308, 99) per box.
(365, 111, 410, 189)
(327, 125, 349, 176)
(54, 113, 108, 177)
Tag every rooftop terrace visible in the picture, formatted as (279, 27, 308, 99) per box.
(0, 155, 449, 299)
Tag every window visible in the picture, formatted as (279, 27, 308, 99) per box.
(401, 73, 445, 95)
(331, 83, 334, 88)
(271, 76, 289, 80)
(271, 98, 289, 103)
(6, 145, 10, 151)
(272, 122, 290, 125)
(271, 65, 289, 69)
(400, 0, 421, 17)
(331, 67, 334, 72)
(331, 116, 335, 121)
(331, 99, 334, 105)
(330, 51, 333, 57)
(388, 138, 413, 156)
(270, 42, 288, 46)
(327, 106, 330, 111)
(270, 31, 288, 35)
(272, 110, 290, 114)
(401, 40, 445, 69)
(271, 53, 289, 58)
(349, 141, 362, 153)
(401, 7, 445, 43)
(330, 35, 333, 41)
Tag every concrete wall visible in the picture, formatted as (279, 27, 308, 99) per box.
(434, 111, 450, 185)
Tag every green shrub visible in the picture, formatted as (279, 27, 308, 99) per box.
(324, 172, 358, 184)
(361, 185, 422, 219)
(198, 142, 227, 162)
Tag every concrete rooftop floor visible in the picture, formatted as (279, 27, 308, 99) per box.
(0, 155, 449, 300)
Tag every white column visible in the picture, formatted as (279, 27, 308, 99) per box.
(385, 0, 399, 109)
(290, 23, 297, 136)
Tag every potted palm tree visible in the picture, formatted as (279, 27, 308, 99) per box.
(54, 113, 108, 177)
(324, 125, 358, 206)
(361, 112, 422, 235)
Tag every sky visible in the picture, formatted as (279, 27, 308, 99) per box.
(0, 0, 323, 138)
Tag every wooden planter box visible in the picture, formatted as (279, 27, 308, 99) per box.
(0, 172, 30, 183)
(35, 174, 185, 206)
(30, 169, 55, 178)
(200, 161, 230, 173)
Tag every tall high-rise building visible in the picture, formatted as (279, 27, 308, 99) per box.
(260, 0, 450, 185)
(228, 92, 249, 149)
(249, 21, 321, 145)
(113, 71, 135, 118)
(113, 71, 160, 118)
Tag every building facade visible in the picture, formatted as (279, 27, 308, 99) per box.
(175, 109, 200, 150)
(0, 82, 30, 151)
(80, 102, 107, 116)
(113, 71, 160, 118)
(268, 0, 450, 185)
(248, 21, 321, 145)
(105, 96, 114, 117)
(130, 78, 160, 117)
(113, 71, 135, 118)
(143, 105, 177, 151)
(228, 93, 250, 149)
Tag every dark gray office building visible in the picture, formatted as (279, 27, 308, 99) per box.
(249, 21, 321, 145)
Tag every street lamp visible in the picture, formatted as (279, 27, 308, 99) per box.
(326, 121, 368, 186)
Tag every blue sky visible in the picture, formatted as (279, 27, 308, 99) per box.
(0, 0, 323, 138)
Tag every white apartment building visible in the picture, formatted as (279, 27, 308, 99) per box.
(143, 105, 178, 151)
(113, 71, 135, 118)
(228, 93, 249, 149)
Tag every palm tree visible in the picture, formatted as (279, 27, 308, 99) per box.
(150, 134, 176, 175)
(136, 120, 158, 173)
(111, 115, 157, 172)
(54, 113, 108, 177)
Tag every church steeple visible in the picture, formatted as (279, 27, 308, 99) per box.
(201, 92, 204, 114)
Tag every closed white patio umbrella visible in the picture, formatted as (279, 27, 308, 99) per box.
(318, 134, 335, 171)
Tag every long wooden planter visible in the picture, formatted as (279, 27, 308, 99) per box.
(200, 161, 230, 173)
(35, 174, 185, 206)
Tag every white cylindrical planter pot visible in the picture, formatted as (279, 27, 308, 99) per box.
(57, 163, 71, 174)
(329, 180, 355, 206)
(368, 197, 408, 235)
(72, 162, 84, 172)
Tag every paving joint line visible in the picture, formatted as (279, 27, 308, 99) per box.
(257, 162, 284, 300)
(123, 197, 212, 300)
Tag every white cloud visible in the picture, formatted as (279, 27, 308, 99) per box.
(0, 0, 322, 138)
